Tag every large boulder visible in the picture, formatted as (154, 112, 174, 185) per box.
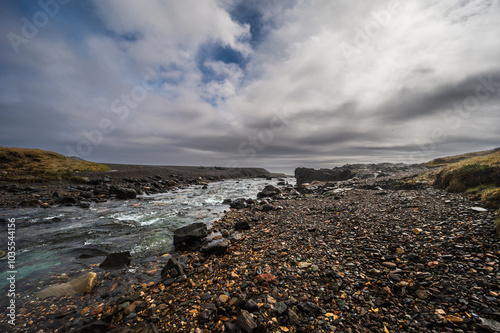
(230, 198, 248, 209)
(173, 222, 208, 245)
(257, 185, 281, 198)
(295, 167, 355, 185)
(37, 272, 97, 299)
(99, 251, 131, 269)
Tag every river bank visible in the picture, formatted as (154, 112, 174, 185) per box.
(3, 172, 499, 332)
(0, 164, 276, 209)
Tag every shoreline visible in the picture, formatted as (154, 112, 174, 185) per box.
(2, 172, 499, 332)
(0, 164, 281, 209)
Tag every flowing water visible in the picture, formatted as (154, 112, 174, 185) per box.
(0, 178, 290, 298)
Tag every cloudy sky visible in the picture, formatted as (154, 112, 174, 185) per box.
(1, 0, 499, 173)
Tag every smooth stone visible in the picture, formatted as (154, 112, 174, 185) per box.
(382, 262, 397, 269)
(37, 272, 96, 299)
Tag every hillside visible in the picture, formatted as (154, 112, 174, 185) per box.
(0, 147, 110, 183)
(425, 147, 500, 168)
(429, 147, 500, 235)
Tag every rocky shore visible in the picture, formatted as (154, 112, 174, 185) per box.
(4, 169, 499, 333)
(0, 164, 274, 209)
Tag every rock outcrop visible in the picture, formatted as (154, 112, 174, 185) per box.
(295, 167, 355, 185)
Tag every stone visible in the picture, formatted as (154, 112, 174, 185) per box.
(234, 220, 251, 231)
(297, 301, 321, 316)
(297, 262, 312, 269)
(228, 232, 244, 241)
(99, 252, 131, 269)
(478, 317, 500, 332)
(160, 257, 185, 280)
(173, 222, 208, 245)
(110, 186, 137, 200)
(445, 315, 463, 323)
(78, 201, 91, 209)
(237, 310, 257, 333)
(255, 273, 278, 285)
(412, 228, 423, 235)
(57, 196, 78, 205)
(257, 185, 282, 198)
(0, 250, 6, 259)
(37, 272, 96, 299)
(272, 302, 288, 316)
(262, 204, 274, 212)
(470, 206, 488, 212)
(202, 239, 229, 256)
(219, 294, 230, 304)
(230, 199, 248, 209)
(245, 300, 259, 312)
(389, 273, 401, 282)
(415, 289, 429, 300)
(382, 262, 397, 269)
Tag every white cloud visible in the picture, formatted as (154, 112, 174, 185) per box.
(1, 0, 499, 170)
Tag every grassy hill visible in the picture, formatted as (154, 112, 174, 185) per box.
(0, 147, 110, 183)
(428, 147, 500, 235)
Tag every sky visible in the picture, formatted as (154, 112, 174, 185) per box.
(1, 0, 499, 174)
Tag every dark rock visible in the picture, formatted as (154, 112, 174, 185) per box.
(237, 310, 257, 333)
(272, 302, 288, 316)
(57, 196, 78, 205)
(245, 300, 259, 312)
(224, 322, 241, 333)
(295, 167, 355, 185)
(262, 204, 274, 212)
(173, 222, 208, 245)
(257, 185, 281, 198)
(18, 199, 42, 207)
(99, 252, 131, 269)
(234, 220, 251, 231)
(160, 257, 185, 280)
(297, 301, 321, 316)
(230, 199, 248, 209)
(78, 201, 91, 209)
(201, 239, 229, 256)
(110, 186, 137, 200)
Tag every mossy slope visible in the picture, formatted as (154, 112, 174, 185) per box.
(0, 147, 110, 183)
(429, 148, 500, 236)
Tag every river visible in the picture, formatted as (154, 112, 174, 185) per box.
(0, 177, 291, 298)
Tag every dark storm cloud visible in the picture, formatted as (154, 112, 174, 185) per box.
(382, 70, 500, 121)
(0, 0, 499, 171)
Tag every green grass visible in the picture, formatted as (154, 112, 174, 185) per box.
(0, 147, 110, 183)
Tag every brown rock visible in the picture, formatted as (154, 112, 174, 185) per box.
(255, 273, 278, 285)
